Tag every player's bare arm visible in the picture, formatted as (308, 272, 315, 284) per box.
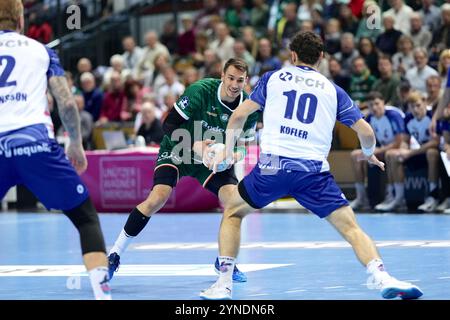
(48, 76, 87, 174)
(351, 118, 385, 171)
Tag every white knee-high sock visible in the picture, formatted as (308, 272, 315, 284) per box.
(109, 229, 133, 256)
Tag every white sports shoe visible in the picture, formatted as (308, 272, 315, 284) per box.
(375, 198, 406, 212)
(417, 197, 438, 212)
(367, 274, 423, 300)
(200, 281, 232, 300)
(350, 197, 370, 210)
(437, 198, 450, 212)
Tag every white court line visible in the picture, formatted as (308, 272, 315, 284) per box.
(0, 264, 292, 277)
(285, 289, 307, 293)
(323, 286, 345, 289)
(130, 240, 450, 251)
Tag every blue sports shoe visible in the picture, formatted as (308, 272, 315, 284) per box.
(214, 257, 247, 283)
(107, 252, 120, 280)
(380, 278, 423, 300)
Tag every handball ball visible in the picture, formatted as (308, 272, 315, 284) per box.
(203, 143, 229, 172)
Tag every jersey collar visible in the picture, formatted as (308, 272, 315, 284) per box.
(217, 82, 243, 112)
(296, 65, 317, 72)
(0, 30, 15, 34)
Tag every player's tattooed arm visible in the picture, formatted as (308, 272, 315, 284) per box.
(48, 76, 82, 144)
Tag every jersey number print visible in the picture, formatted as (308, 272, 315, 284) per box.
(0, 56, 17, 88)
(283, 91, 318, 124)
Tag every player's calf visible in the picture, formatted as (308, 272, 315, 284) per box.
(64, 198, 111, 300)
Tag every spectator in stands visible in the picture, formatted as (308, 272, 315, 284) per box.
(136, 31, 170, 84)
(233, 39, 255, 72)
(97, 71, 128, 125)
(250, 0, 269, 38)
(209, 22, 235, 62)
(376, 13, 403, 56)
(334, 33, 359, 72)
(102, 54, 131, 90)
(75, 57, 93, 88)
(349, 56, 377, 107)
(65, 71, 81, 96)
(355, 1, 382, 42)
(178, 14, 196, 58)
(135, 102, 164, 146)
(379, 91, 439, 212)
(337, 3, 358, 34)
(224, 0, 250, 37)
(419, 0, 441, 34)
(358, 37, 379, 78)
(405, 47, 439, 94)
(328, 56, 351, 92)
(274, 2, 300, 50)
(159, 93, 178, 122)
(385, 0, 414, 34)
(191, 32, 209, 68)
(297, 0, 318, 21)
(198, 49, 222, 79)
(241, 26, 259, 58)
(392, 35, 415, 76)
(124, 79, 150, 121)
(372, 56, 401, 106)
(160, 19, 178, 54)
(146, 52, 170, 91)
(409, 13, 432, 49)
(350, 92, 405, 210)
(195, 0, 222, 33)
(26, 12, 52, 44)
(324, 18, 342, 55)
(438, 49, 450, 89)
(251, 38, 282, 84)
(156, 67, 185, 107)
(182, 67, 200, 88)
(425, 75, 442, 111)
(75, 94, 93, 150)
(431, 3, 450, 52)
(394, 80, 413, 112)
(80, 72, 103, 122)
(121, 36, 143, 71)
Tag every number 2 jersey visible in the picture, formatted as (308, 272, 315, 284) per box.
(0, 30, 64, 137)
(249, 65, 363, 172)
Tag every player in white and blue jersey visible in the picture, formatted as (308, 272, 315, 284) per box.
(200, 31, 423, 300)
(378, 92, 440, 212)
(0, 0, 110, 300)
(350, 92, 405, 211)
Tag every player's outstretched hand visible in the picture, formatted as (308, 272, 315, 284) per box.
(66, 142, 88, 174)
(210, 150, 234, 174)
(356, 152, 385, 171)
(193, 139, 215, 159)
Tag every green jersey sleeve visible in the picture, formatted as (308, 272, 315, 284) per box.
(173, 82, 203, 120)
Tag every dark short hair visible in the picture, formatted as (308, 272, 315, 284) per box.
(289, 31, 324, 65)
(223, 58, 249, 75)
(366, 91, 384, 102)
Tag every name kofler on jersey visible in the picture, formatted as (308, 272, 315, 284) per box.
(280, 125, 309, 139)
